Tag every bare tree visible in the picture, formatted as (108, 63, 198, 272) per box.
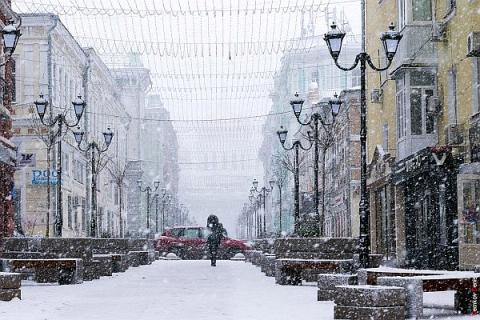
(106, 157, 128, 238)
(271, 149, 308, 233)
(30, 106, 57, 237)
(299, 107, 348, 236)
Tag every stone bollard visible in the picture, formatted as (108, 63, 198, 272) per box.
(317, 273, 357, 301)
(333, 285, 406, 320)
(377, 276, 423, 318)
(0, 272, 22, 301)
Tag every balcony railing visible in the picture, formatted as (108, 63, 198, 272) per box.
(390, 24, 437, 72)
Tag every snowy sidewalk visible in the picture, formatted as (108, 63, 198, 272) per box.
(1, 260, 479, 320)
(0, 260, 332, 320)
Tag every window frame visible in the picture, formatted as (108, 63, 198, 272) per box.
(473, 58, 480, 115)
(396, 69, 436, 138)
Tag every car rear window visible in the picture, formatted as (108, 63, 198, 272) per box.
(171, 228, 184, 237)
(201, 228, 211, 238)
(183, 228, 200, 239)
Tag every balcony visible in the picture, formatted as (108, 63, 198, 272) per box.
(390, 24, 437, 72)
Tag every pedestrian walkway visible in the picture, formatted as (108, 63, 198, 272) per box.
(0, 260, 332, 320)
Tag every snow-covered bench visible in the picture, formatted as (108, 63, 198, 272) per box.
(359, 267, 479, 317)
(274, 238, 358, 285)
(275, 258, 354, 285)
(0, 258, 83, 285)
(378, 274, 480, 317)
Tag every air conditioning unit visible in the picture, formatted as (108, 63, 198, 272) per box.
(426, 95, 441, 114)
(445, 124, 464, 145)
(370, 89, 383, 103)
(467, 32, 480, 57)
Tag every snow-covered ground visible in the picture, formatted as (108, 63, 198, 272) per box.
(0, 260, 330, 320)
(0, 260, 478, 320)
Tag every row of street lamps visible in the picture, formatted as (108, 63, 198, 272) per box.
(35, 88, 181, 240)
(35, 93, 115, 238)
(137, 181, 181, 237)
(323, 21, 402, 268)
(266, 22, 402, 267)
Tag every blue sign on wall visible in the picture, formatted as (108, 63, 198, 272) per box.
(31, 169, 58, 185)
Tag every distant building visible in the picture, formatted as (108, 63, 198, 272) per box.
(111, 59, 152, 237)
(143, 95, 179, 229)
(83, 48, 130, 238)
(259, 33, 360, 235)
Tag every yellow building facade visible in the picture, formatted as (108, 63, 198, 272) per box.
(366, 0, 480, 270)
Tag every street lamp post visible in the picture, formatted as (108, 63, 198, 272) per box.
(137, 180, 160, 237)
(35, 94, 86, 237)
(153, 188, 166, 233)
(269, 179, 283, 235)
(289, 92, 343, 236)
(248, 193, 258, 238)
(161, 194, 171, 232)
(250, 179, 273, 237)
(73, 127, 114, 237)
(324, 22, 402, 268)
(276, 127, 312, 234)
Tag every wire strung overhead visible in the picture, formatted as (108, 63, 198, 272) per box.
(13, 0, 360, 17)
(12, 0, 362, 201)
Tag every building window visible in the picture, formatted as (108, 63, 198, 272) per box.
(63, 153, 70, 176)
(397, 0, 406, 29)
(410, 88, 423, 135)
(311, 71, 319, 84)
(67, 195, 72, 229)
(412, 0, 432, 21)
(11, 58, 16, 102)
(396, 76, 407, 138)
(81, 198, 86, 233)
(298, 69, 306, 93)
(383, 123, 389, 151)
(397, 70, 436, 137)
(461, 180, 480, 244)
(447, 68, 457, 125)
(473, 58, 480, 114)
(72, 196, 79, 231)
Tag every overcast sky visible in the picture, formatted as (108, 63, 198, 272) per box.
(13, 0, 361, 234)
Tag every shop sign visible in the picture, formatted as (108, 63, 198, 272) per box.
(463, 207, 479, 224)
(31, 169, 58, 185)
(18, 153, 36, 167)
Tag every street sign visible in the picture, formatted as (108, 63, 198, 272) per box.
(18, 153, 36, 167)
(31, 169, 58, 185)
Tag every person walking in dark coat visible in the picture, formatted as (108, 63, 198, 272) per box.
(206, 215, 225, 267)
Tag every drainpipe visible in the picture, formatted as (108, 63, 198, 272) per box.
(83, 53, 91, 237)
(47, 15, 58, 112)
(46, 15, 58, 237)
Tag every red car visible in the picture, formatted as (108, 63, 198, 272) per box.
(156, 226, 249, 260)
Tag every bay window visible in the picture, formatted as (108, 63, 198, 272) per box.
(396, 69, 437, 159)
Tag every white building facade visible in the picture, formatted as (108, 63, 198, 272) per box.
(12, 14, 129, 237)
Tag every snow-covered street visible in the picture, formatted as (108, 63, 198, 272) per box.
(2, 260, 480, 320)
(0, 260, 332, 320)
